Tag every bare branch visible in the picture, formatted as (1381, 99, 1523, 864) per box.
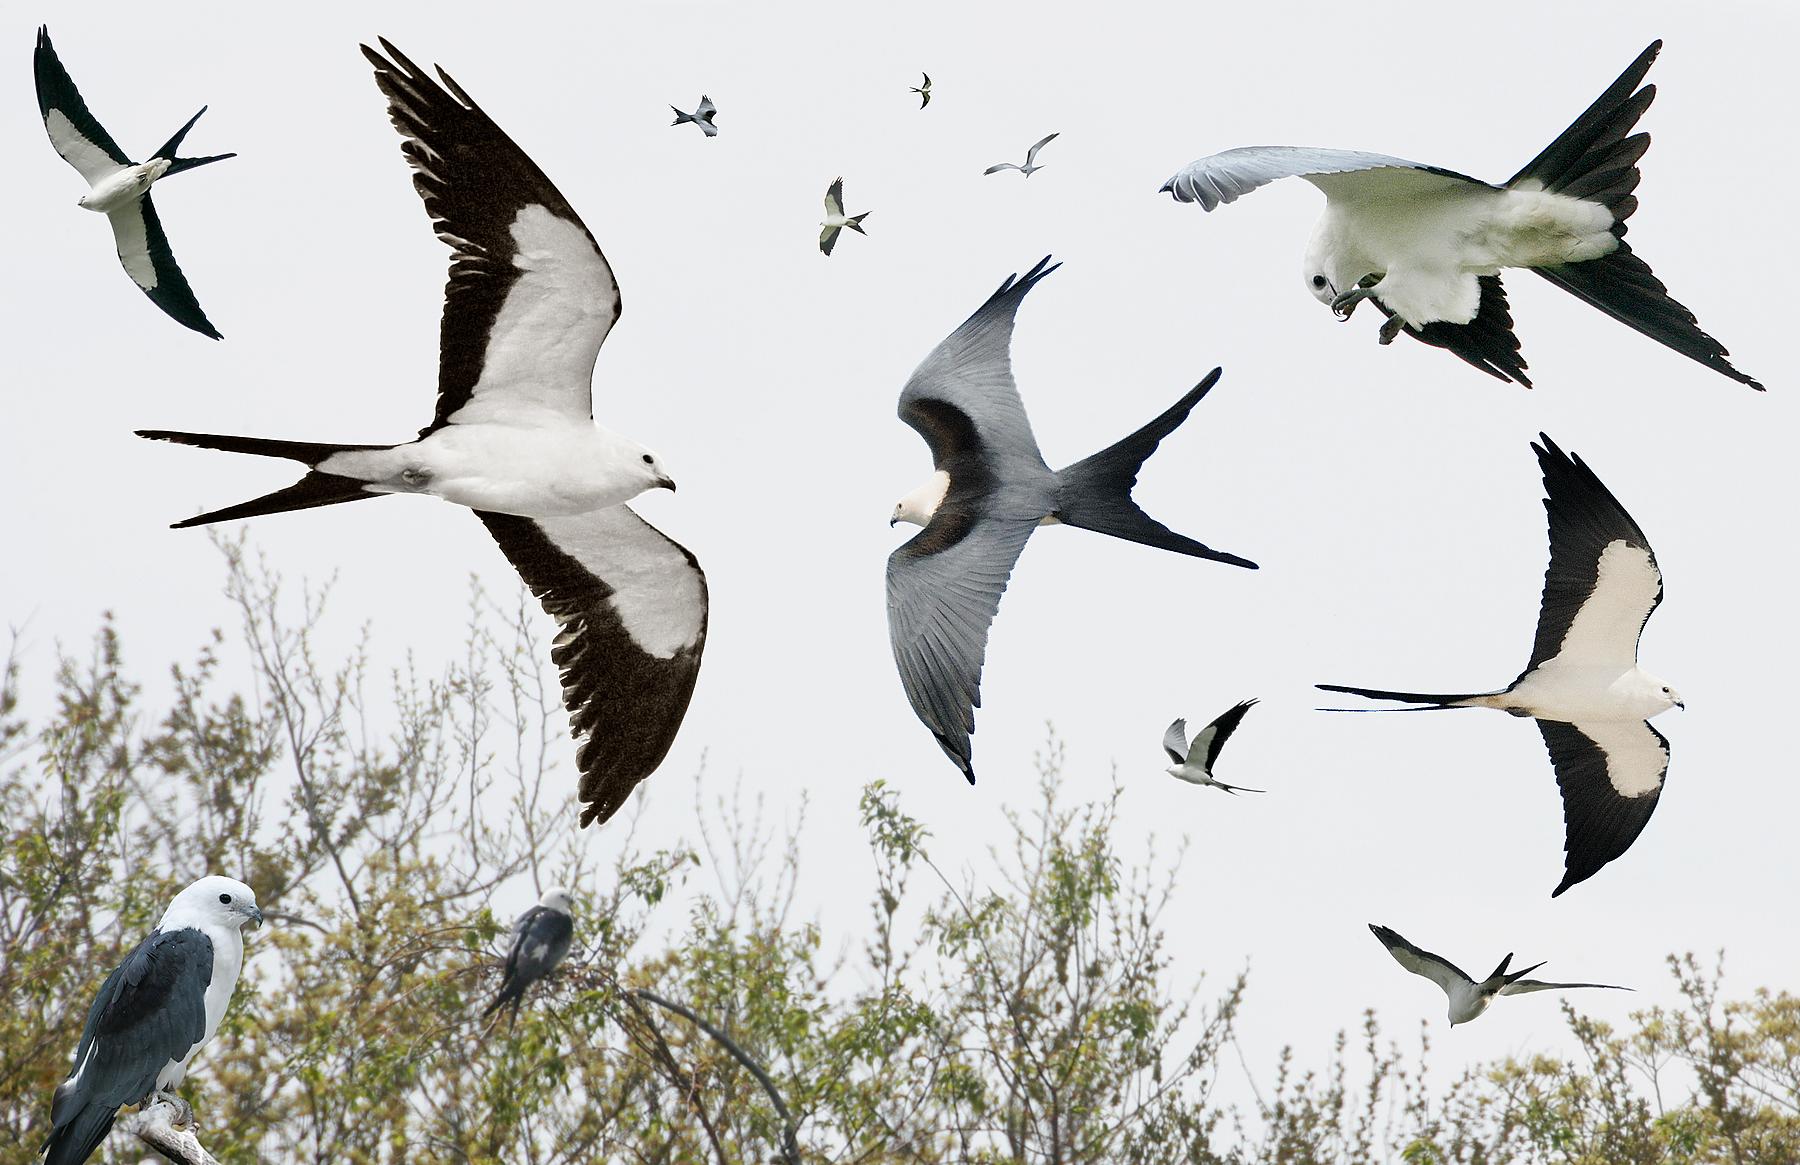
(120, 1102, 219, 1165)
(629, 988, 802, 1165)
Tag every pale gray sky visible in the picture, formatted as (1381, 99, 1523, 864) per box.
(7, 0, 1797, 1103)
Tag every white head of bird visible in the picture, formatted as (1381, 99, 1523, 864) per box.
(539, 886, 575, 913)
(890, 470, 950, 527)
(161, 875, 263, 932)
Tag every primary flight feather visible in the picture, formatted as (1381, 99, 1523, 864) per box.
(137, 40, 707, 828)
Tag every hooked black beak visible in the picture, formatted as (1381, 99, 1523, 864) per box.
(656, 476, 677, 493)
(889, 516, 898, 527)
(1675, 699, 1686, 710)
(245, 905, 265, 928)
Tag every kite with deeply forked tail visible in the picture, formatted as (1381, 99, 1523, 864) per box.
(138, 40, 707, 828)
(1161, 42, 1760, 389)
(887, 257, 1255, 782)
(33, 26, 235, 339)
(1320, 435, 1679, 896)
(1369, 924, 1628, 1026)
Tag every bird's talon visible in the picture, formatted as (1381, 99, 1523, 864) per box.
(1377, 315, 1406, 344)
(1331, 288, 1369, 320)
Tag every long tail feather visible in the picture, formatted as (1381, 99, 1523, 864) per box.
(170, 473, 377, 529)
(1315, 683, 1492, 708)
(1054, 369, 1256, 569)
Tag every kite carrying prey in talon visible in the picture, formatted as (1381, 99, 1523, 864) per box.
(1319, 435, 1679, 897)
(1369, 924, 1629, 1027)
(137, 40, 708, 829)
(1164, 700, 1264, 794)
(887, 257, 1256, 783)
(1160, 41, 1761, 389)
(484, 888, 575, 1023)
(42, 877, 261, 1165)
(819, 177, 869, 255)
(33, 25, 236, 339)
(669, 95, 717, 136)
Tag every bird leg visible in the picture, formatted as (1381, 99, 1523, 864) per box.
(1331, 274, 1384, 320)
(150, 1089, 196, 1129)
(1377, 314, 1407, 345)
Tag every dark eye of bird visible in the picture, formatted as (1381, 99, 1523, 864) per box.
(641, 454, 654, 464)
(1311, 275, 1327, 289)
(219, 893, 232, 904)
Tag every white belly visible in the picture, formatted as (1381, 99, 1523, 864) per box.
(1322, 187, 1618, 325)
(1487, 664, 1663, 723)
(321, 423, 649, 518)
(79, 160, 167, 214)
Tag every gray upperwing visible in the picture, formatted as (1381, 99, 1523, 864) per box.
(507, 906, 575, 983)
(887, 516, 1039, 782)
(1161, 718, 1189, 764)
(48, 927, 214, 1162)
(897, 257, 1060, 473)
(1024, 132, 1058, 163)
(1159, 146, 1490, 210)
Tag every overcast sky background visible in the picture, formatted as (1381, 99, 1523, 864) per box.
(7, 0, 1797, 1112)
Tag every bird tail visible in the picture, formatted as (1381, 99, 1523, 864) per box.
(481, 982, 523, 1022)
(670, 106, 696, 126)
(137, 429, 389, 529)
(153, 106, 237, 176)
(42, 1104, 119, 1165)
(1053, 369, 1256, 569)
(1505, 41, 1761, 389)
(1314, 683, 1493, 709)
(846, 213, 870, 234)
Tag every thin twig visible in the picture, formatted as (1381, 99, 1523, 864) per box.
(629, 988, 803, 1165)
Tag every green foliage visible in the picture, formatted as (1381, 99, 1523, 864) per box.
(1, 543, 1796, 1163)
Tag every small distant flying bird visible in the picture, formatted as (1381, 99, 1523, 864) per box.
(888, 257, 1255, 782)
(670, 95, 718, 137)
(984, 132, 1058, 177)
(910, 73, 932, 108)
(138, 41, 708, 829)
(1319, 435, 1679, 897)
(1163, 700, 1264, 794)
(484, 887, 576, 1022)
(1160, 42, 1761, 389)
(33, 26, 236, 339)
(42, 877, 262, 1165)
(1369, 924, 1628, 1027)
(819, 177, 869, 256)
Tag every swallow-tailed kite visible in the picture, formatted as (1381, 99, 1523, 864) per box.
(1369, 924, 1628, 1026)
(137, 40, 708, 829)
(1320, 435, 1679, 896)
(1164, 700, 1264, 794)
(819, 177, 869, 256)
(910, 73, 932, 109)
(888, 257, 1256, 782)
(1161, 42, 1761, 390)
(484, 887, 575, 1022)
(33, 26, 235, 340)
(984, 132, 1058, 177)
(670, 95, 718, 137)
(42, 877, 261, 1165)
